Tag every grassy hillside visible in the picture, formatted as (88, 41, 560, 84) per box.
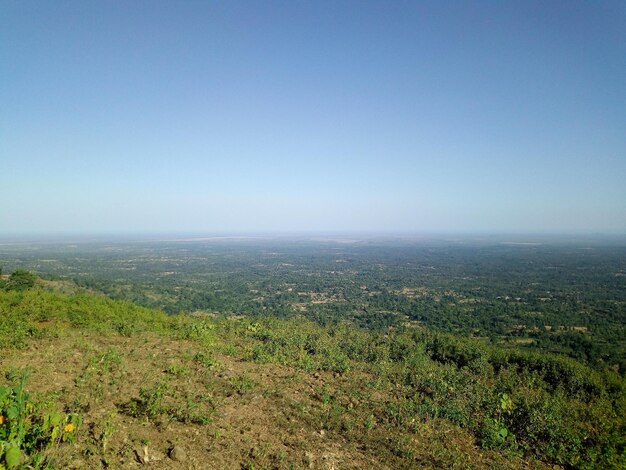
(0, 281, 625, 468)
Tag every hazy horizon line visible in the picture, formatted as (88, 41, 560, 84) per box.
(1, 230, 625, 245)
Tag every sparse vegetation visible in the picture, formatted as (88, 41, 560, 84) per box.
(0, 276, 624, 468)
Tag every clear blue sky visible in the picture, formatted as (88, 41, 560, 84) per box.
(1, 1, 625, 235)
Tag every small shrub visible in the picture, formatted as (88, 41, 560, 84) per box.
(480, 417, 515, 449)
(122, 383, 168, 419)
(0, 369, 81, 468)
(230, 374, 256, 395)
(194, 351, 217, 369)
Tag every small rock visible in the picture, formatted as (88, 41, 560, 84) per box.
(169, 446, 187, 462)
(135, 446, 149, 464)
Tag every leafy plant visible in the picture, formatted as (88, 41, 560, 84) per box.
(230, 374, 256, 395)
(165, 364, 191, 377)
(193, 351, 217, 369)
(480, 417, 514, 449)
(121, 383, 168, 420)
(0, 369, 80, 469)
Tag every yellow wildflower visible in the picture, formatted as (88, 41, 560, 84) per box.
(64, 423, 74, 433)
(0, 415, 5, 424)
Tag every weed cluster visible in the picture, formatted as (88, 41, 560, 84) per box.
(121, 382, 214, 426)
(227, 316, 626, 468)
(0, 370, 80, 469)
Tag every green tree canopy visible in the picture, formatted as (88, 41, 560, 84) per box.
(5, 270, 38, 291)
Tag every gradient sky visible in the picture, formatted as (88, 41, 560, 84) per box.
(1, 1, 625, 235)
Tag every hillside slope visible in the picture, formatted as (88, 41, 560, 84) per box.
(0, 284, 624, 469)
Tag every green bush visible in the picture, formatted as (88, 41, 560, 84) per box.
(4, 270, 37, 292)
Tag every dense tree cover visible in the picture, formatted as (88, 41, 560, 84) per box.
(0, 238, 625, 372)
(1, 269, 38, 291)
(0, 283, 624, 468)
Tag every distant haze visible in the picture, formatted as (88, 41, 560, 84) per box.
(1, 1, 625, 235)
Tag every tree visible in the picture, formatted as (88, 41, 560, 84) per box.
(5, 270, 37, 291)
